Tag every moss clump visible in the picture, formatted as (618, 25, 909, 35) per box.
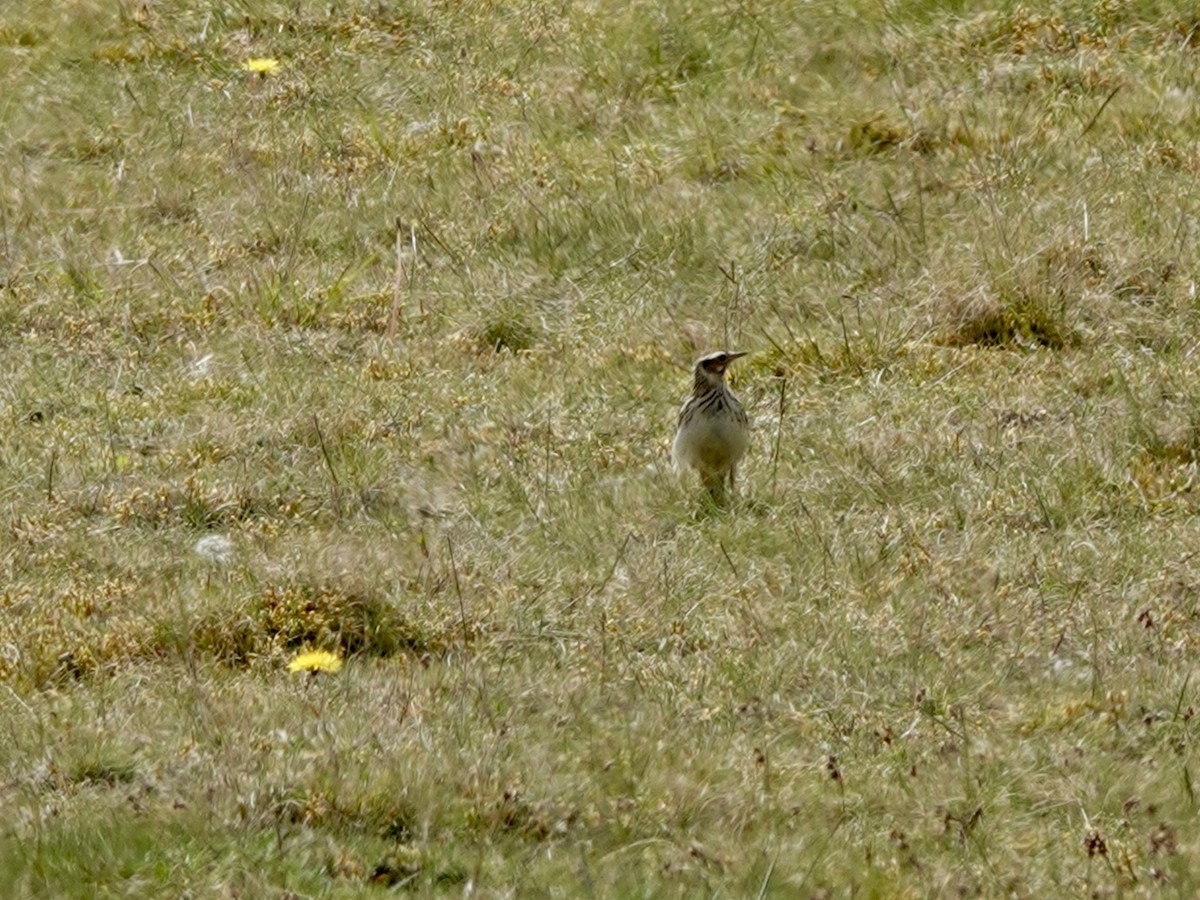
(940, 289, 1077, 349)
(479, 314, 539, 353)
(189, 581, 454, 667)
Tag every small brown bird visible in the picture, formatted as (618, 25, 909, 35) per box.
(672, 350, 750, 502)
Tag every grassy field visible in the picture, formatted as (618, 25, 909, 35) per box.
(5, 0, 1200, 895)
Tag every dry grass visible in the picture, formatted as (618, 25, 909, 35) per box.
(5, 0, 1200, 895)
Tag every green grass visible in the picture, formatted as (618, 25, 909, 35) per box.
(6, 0, 1200, 894)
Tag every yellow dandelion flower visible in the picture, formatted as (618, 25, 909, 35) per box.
(242, 57, 281, 76)
(287, 649, 343, 674)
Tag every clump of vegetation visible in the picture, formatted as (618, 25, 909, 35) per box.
(477, 313, 540, 353)
(939, 286, 1078, 349)
(189, 580, 454, 667)
(846, 113, 919, 155)
(0, 576, 160, 687)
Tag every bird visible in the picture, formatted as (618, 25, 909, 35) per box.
(672, 350, 750, 502)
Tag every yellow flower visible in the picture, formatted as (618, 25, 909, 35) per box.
(242, 57, 281, 76)
(287, 649, 343, 674)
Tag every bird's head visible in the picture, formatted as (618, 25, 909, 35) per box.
(694, 350, 747, 383)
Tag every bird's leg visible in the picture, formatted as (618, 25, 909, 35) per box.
(704, 472, 727, 505)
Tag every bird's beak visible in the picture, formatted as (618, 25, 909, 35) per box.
(727, 351, 749, 360)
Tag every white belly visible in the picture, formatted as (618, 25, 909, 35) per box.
(673, 412, 748, 476)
